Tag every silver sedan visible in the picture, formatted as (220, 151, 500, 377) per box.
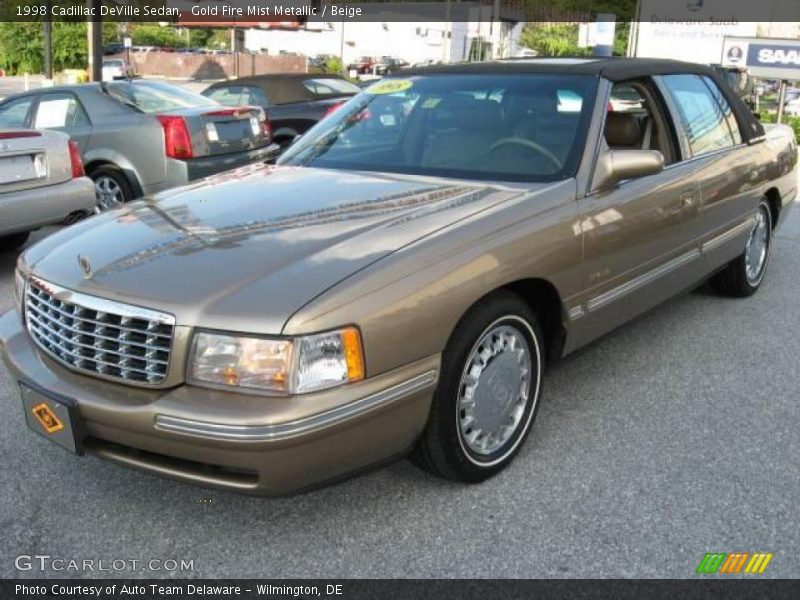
(0, 80, 279, 211)
(0, 129, 94, 251)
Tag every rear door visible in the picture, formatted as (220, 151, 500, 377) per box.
(31, 91, 93, 151)
(656, 74, 765, 270)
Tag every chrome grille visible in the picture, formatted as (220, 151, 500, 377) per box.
(25, 277, 175, 385)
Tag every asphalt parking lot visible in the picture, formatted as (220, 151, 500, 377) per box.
(1, 201, 799, 579)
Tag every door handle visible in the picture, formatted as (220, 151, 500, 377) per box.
(679, 190, 697, 210)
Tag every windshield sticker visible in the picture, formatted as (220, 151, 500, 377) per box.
(421, 97, 442, 109)
(366, 79, 414, 95)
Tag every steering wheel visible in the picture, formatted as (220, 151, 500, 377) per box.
(489, 138, 563, 171)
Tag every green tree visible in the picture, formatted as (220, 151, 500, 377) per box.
(0, 22, 117, 74)
(518, 0, 634, 56)
(519, 20, 629, 58)
(207, 29, 231, 50)
(324, 56, 343, 75)
(0, 23, 42, 74)
(519, 23, 589, 57)
(129, 24, 183, 48)
(51, 23, 88, 72)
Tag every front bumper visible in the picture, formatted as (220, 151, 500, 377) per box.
(0, 310, 438, 495)
(0, 177, 95, 237)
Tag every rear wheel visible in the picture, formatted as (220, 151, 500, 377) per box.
(0, 232, 30, 252)
(413, 292, 544, 483)
(89, 165, 132, 212)
(710, 199, 772, 297)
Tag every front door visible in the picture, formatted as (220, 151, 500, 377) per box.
(570, 78, 706, 347)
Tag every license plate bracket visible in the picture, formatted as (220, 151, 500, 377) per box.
(20, 382, 85, 455)
(0, 154, 39, 185)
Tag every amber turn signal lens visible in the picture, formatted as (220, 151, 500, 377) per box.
(341, 327, 365, 382)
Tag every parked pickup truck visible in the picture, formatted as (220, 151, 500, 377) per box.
(0, 129, 94, 251)
(1, 58, 796, 495)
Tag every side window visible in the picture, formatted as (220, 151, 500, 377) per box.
(239, 86, 269, 107)
(204, 86, 244, 106)
(701, 76, 742, 145)
(34, 93, 89, 130)
(661, 74, 735, 157)
(605, 79, 677, 165)
(0, 96, 35, 128)
(205, 86, 269, 107)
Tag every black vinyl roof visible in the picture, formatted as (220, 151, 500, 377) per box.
(206, 73, 355, 105)
(401, 57, 720, 81)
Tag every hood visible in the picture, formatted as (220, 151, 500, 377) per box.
(25, 164, 531, 334)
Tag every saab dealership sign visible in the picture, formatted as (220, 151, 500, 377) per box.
(722, 37, 800, 80)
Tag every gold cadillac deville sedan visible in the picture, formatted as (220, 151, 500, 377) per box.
(1, 59, 797, 495)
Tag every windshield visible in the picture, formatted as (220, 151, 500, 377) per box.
(279, 74, 597, 182)
(105, 80, 217, 113)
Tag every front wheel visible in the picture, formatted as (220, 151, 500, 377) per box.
(413, 292, 544, 483)
(710, 199, 772, 297)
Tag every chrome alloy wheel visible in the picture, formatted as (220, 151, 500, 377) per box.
(745, 207, 770, 285)
(457, 317, 540, 465)
(94, 175, 124, 212)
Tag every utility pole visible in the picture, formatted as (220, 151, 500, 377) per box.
(43, 1, 53, 80)
(339, 20, 346, 77)
(86, 0, 103, 82)
(777, 80, 787, 124)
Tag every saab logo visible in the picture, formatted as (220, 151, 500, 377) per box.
(31, 402, 64, 434)
(696, 552, 773, 574)
(748, 44, 800, 70)
(758, 49, 800, 66)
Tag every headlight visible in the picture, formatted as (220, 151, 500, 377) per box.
(293, 328, 365, 393)
(188, 327, 364, 395)
(13, 267, 26, 315)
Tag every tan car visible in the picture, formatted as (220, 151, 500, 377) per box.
(1, 59, 796, 495)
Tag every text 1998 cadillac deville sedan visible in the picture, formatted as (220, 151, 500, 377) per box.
(1, 59, 796, 495)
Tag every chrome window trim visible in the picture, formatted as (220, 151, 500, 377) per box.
(586, 248, 701, 313)
(662, 143, 747, 171)
(155, 370, 438, 442)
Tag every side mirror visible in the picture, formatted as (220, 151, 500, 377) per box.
(592, 149, 665, 191)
